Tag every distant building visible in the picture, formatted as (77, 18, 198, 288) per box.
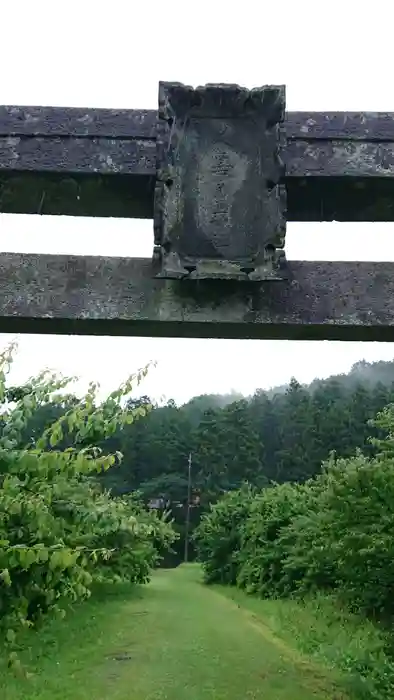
(148, 491, 201, 510)
(148, 497, 170, 510)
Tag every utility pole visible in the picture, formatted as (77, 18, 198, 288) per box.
(184, 453, 192, 563)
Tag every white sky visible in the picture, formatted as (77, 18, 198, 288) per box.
(1, 1, 394, 404)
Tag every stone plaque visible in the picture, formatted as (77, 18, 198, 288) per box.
(154, 81, 287, 280)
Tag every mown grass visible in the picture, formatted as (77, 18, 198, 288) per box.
(1, 564, 349, 700)
(217, 583, 394, 699)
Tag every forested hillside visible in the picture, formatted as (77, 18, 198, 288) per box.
(97, 358, 394, 496)
(16, 357, 394, 566)
(24, 358, 394, 502)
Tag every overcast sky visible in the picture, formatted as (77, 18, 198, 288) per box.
(0, 1, 393, 404)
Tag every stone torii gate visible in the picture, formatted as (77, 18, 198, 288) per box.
(1, 81, 394, 342)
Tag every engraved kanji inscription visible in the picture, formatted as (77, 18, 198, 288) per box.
(153, 81, 287, 281)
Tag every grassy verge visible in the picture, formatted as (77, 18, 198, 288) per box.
(1, 564, 349, 700)
(216, 583, 394, 699)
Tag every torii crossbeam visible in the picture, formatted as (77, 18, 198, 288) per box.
(1, 81, 394, 341)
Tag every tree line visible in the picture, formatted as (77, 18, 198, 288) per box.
(23, 358, 394, 501)
(18, 357, 394, 565)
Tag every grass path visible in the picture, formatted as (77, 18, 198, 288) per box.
(2, 565, 348, 700)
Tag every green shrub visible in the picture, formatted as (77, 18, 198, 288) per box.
(284, 450, 394, 615)
(194, 484, 255, 584)
(0, 344, 176, 667)
(236, 481, 311, 596)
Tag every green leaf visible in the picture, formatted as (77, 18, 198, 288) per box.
(0, 568, 12, 586)
(6, 628, 16, 644)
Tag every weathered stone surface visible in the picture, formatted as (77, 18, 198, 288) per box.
(0, 106, 157, 138)
(0, 137, 155, 174)
(2, 135, 390, 179)
(1, 105, 394, 220)
(286, 176, 394, 222)
(0, 253, 394, 341)
(154, 82, 286, 280)
(0, 172, 155, 218)
(3, 106, 393, 141)
(286, 112, 394, 141)
(286, 141, 394, 177)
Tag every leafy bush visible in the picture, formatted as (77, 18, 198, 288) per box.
(236, 481, 312, 597)
(0, 344, 176, 667)
(194, 484, 255, 584)
(284, 449, 394, 615)
(197, 405, 394, 617)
